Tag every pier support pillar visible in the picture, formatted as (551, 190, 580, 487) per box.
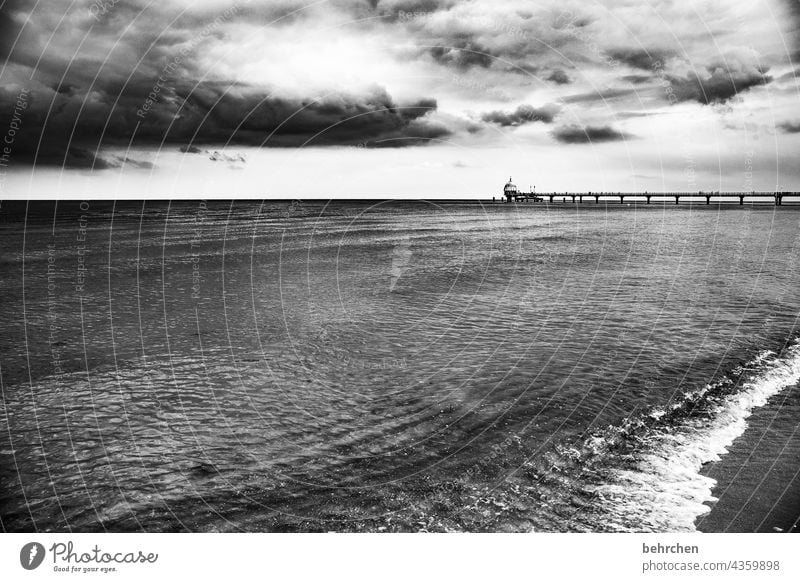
(675, 196, 679, 205)
(706, 196, 710, 205)
(619, 195, 624, 204)
(595, 196, 599, 204)
(776, 194, 782, 206)
(549, 195, 554, 203)
(646, 196, 651, 205)
(739, 196, 744, 205)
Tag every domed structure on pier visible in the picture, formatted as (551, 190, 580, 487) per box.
(503, 177, 518, 199)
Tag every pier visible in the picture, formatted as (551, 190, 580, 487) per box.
(501, 191, 797, 205)
(502, 178, 542, 202)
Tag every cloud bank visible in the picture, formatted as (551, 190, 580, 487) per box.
(0, 0, 797, 168)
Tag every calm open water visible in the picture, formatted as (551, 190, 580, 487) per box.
(1, 200, 799, 532)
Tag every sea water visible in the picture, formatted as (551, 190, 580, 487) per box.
(1, 200, 798, 532)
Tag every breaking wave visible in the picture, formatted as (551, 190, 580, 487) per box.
(560, 340, 800, 532)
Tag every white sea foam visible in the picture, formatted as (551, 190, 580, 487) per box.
(588, 341, 800, 532)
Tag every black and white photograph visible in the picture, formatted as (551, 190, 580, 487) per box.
(1, 0, 800, 578)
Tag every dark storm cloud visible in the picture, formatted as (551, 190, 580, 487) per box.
(168, 88, 444, 147)
(0, 1, 453, 166)
(779, 121, 800, 133)
(608, 48, 674, 70)
(1, 2, 209, 94)
(547, 69, 570, 85)
(58, 148, 117, 169)
(665, 66, 771, 104)
(551, 124, 630, 144)
(621, 74, 652, 84)
(0, 74, 444, 166)
(179, 145, 247, 162)
(119, 156, 154, 169)
(0, 0, 26, 60)
(429, 40, 496, 69)
(481, 104, 559, 126)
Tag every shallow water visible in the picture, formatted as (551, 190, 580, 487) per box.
(1, 200, 798, 532)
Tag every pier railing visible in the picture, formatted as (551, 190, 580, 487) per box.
(503, 192, 798, 205)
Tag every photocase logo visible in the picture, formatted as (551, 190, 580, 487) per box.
(20, 542, 45, 570)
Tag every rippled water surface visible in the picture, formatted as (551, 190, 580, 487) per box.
(1, 200, 799, 532)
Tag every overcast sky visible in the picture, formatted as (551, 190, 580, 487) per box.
(1, 0, 799, 198)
